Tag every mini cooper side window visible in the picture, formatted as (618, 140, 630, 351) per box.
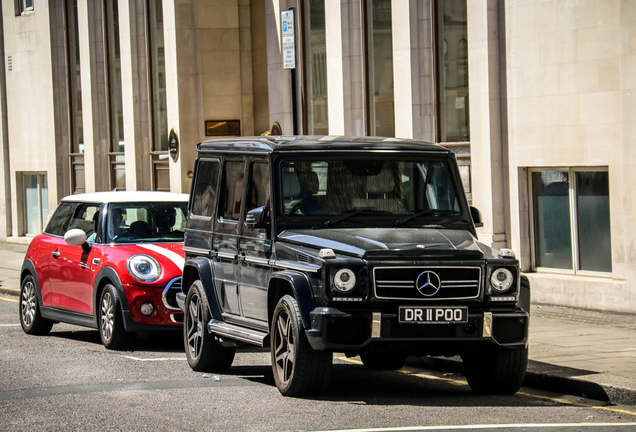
(220, 161, 245, 221)
(44, 202, 77, 236)
(191, 159, 220, 217)
(67, 204, 102, 237)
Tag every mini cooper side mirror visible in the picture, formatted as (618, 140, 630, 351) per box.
(470, 206, 484, 228)
(64, 228, 88, 247)
(245, 206, 269, 229)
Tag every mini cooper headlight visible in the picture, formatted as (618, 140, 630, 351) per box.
(127, 255, 161, 282)
(333, 268, 356, 293)
(490, 268, 514, 292)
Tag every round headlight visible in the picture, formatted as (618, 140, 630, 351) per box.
(333, 268, 356, 293)
(490, 268, 514, 292)
(127, 255, 161, 282)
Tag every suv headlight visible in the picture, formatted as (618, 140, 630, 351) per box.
(333, 268, 356, 292)
(490, 268, 514, 292)
(127, 255, 161, 282)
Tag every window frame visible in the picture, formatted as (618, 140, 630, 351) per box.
(529, 167, 612, 277)
(16, 0, 34, 16)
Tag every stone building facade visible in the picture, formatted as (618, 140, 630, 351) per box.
(1, 0, 634, 313)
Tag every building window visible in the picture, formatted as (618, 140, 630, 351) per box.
(23, 173, 48, 235)
(105, 0, 125, 190)
(436, 0, 469, 143)
(16, 0, 34, 16)
(531, 169, 612, 274)
(365, 0, 394, 137)
(148, 0, 169, 191)
(302, 0, 328, 135)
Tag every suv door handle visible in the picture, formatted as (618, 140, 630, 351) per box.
(51, 249, 60, 259)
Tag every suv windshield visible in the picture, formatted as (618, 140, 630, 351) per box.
(279, 158, 460, 224)
(108, 202, 188, 243)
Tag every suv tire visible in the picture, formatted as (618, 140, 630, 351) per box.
(271, 295, 332, 396)
(463, 347, 528, 394)
(184, 280, 235, 372)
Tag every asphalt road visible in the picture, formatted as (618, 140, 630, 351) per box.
(1, 294, 635, 432)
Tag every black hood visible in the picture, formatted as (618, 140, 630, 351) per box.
(278, 228, 492, 260)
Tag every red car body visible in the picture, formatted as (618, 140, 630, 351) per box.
(20, 191, 189, 349)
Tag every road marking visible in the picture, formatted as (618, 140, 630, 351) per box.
(0, 296, 18, 303)
(338, 356, 636, 417)
(0, 324, 20, 327)
(121, 355, 186, 362)
(312, 423, 636, 432)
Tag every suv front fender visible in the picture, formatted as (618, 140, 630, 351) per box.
(269, 271, 318, 329)
(182, 258, 224, 321)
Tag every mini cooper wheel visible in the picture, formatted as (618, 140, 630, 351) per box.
(19, 274, 53, 335)
(271, 295, 332, 396)
(463, 347, 528, 395)
(99, 284, 129, 350)
(184, 280, 235, 371)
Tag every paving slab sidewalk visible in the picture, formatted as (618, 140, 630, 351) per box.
(1, 242, 635, 405)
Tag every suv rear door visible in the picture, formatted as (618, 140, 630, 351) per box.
(237, 158, 271, 322)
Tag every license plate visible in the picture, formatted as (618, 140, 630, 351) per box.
(399, 306, 468, 324)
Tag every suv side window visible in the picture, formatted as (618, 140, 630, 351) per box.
(44, 202, 77, 236)
(247, 161, 270, 211)
(220, 160, 245, 221)
(191, 159, 220, 217)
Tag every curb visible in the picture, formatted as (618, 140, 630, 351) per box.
(406, 356, 636, 406)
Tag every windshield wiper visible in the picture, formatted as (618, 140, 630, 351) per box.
(321, 208, 388, 229)
(393, 209, 460, 227)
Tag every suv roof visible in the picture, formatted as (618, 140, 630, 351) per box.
(61, 191, 189, 204)
(197, 135, 451, 154)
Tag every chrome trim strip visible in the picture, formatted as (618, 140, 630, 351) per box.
(483, 312, 493, 338)
(271, 260, 320, 273)
(371, 312, 382, 338)
(217, 251, 237, 260)
(183, 246, 209, 255)
(244, 256, 270, 266)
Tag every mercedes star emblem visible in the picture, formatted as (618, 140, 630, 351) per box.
(416, 271, 441, 296)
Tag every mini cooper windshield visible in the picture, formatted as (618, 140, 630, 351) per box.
(280, 159, 461, 224)
(107, 202, 188, 243)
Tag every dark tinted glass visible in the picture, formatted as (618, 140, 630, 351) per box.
(247, 162, 270, 211)
(576, 171, 611, 272)
(220, 161, 245, 221)
(45, 203, 77, 236)
(191, 160, 220, 217)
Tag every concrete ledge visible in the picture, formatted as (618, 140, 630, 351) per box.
(406, 356, 636, 406)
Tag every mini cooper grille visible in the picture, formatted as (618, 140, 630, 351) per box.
(374, 267, 481, 300)
(162, 277, 183, 310)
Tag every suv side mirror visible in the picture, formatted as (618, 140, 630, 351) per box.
(470, 206, 484, 228)
(245, 206, 269, 229)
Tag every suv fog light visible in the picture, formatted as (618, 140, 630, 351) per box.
(490, 268, 513, 292)
(140, 302, 155, 316)
(333, 268, 356, 292)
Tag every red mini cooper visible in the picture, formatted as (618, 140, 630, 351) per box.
(19, 191, 189, 349)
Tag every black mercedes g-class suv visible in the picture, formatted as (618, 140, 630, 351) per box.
(177, 136, 529, 397)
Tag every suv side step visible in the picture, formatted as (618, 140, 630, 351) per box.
(208, 319, 268, 347)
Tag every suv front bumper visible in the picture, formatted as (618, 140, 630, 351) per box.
(306, 307, 529, 353)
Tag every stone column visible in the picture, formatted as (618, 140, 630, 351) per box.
(467, 0, 509, 250)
